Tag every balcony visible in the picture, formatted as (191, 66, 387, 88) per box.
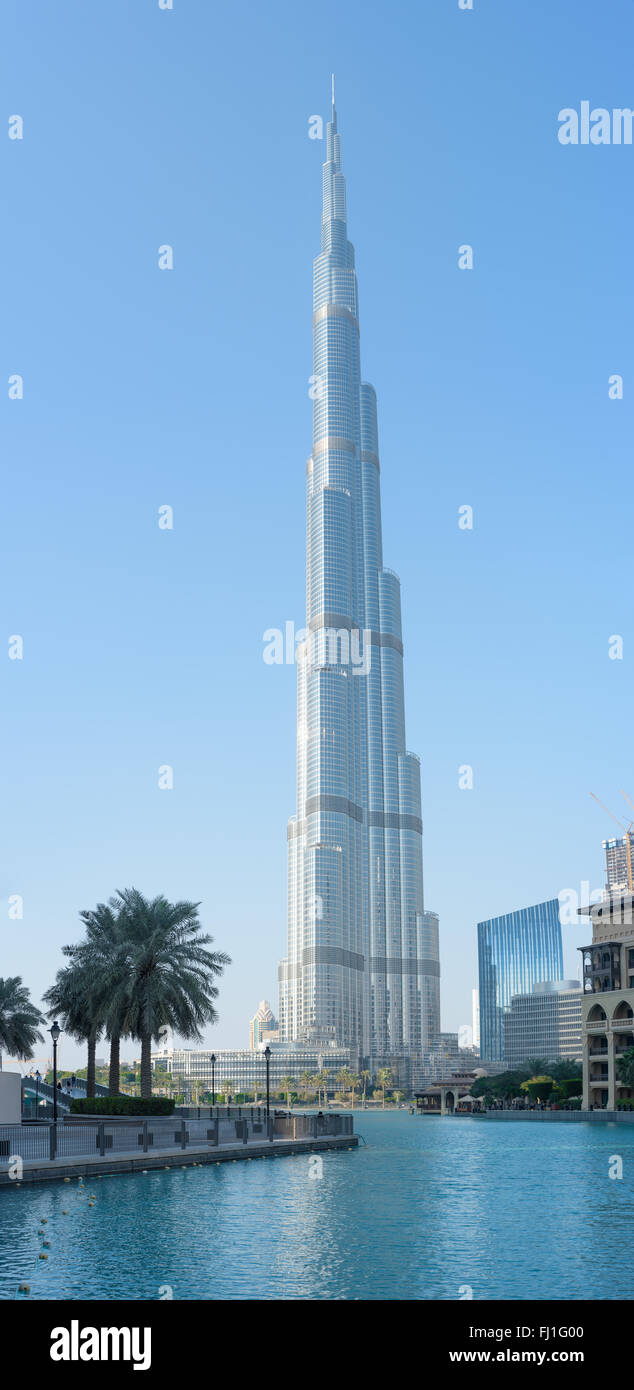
(612, 1017, 634, 1032)
(586, 1021, 607, 1033)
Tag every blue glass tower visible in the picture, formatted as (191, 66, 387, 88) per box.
(477, 899, 564, 1062)
(279, 84, 438, 1075)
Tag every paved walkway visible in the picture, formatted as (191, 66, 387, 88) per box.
(0, 1133, 358, 1185)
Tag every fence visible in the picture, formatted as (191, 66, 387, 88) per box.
(0, 1110, 353, 1168)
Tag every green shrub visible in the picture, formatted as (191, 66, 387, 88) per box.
(70, 1096, 174, 1116)
(522, 1078, 554, 1102)
(558, 1077, 582, 1100)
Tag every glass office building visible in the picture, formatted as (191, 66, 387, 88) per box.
(279, 84, 435, 1074)
(477, 899, 564, 1061)
(504, 980, 582, 1067)
(151, 1043, 353, 1096)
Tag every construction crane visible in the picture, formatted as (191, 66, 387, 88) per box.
(590, 791, 634, 891)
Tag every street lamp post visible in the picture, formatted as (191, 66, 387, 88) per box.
(211, 1053, 216, 1110)
(264, 1045, 271, 1122)
(49, 1021, 62, 1123)
(35, 1069, 41, 1117)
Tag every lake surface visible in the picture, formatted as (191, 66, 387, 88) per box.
(1, 1112, 631, 1300)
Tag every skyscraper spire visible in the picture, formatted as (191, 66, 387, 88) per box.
(279, 86, 437, 1090)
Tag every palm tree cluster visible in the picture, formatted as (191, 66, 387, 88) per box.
(41, 888, 230, 1098)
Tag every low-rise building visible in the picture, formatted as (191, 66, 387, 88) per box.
(151, 1040, 354, 1098)
(503, 980, 582, 1067)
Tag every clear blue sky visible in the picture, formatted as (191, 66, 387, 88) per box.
(2, 0, 633, 1068)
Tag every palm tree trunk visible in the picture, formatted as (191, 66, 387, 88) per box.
(86, 1032, 97, 1098)
(108, 1034, 120, 1096)
(140, 1032, 152, 1099)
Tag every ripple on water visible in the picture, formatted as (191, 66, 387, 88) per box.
(1, 1115, 632, 1300)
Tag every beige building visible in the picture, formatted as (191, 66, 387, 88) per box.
(249, 1000, 279, 1052)
(579, 892, 634, 1109)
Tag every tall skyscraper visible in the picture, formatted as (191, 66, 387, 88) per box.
(249, 1000, 279, 1051)
(477, 899, 564, 1061)
(279, 83, 432, 1078)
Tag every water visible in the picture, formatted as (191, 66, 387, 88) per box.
(1, 1113, 632, 1300)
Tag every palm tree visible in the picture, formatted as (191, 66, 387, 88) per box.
(348, 1073, 360, 1110)
(299, 1069, 314, 1104)
(74, 899, 130, 1096)
(43, 962, 101, 1097)
(113, 888, 230, 1099)
(377, 1066, 392, 1109)
(0, 977, 44, 1069)
(617, 1046, 634, 1093)
(335, 1066, 352, 1104)
(316, 1069, 330, 1107)
(361, 1068, 372, 1108)
(524, 1057, 549, 1080)
(279, 1075, 293, 1109)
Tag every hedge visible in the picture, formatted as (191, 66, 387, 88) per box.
(70, 1096, 175, 1116)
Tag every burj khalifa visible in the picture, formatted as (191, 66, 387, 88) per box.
(279, 83, 440, 1080)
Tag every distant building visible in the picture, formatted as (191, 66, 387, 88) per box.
(249, 1000, 279, 1051)
(477, 899, 564, 1062)
(503, 981, 582, 1068)
(421, 911, 442, 1051)
(472, 988, 480, 1048)
(151, 1041, 353, 1097)
(603, 833, 634, 893)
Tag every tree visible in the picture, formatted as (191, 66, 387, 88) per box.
(617, 1046, 634, 1093)
(349, 1073, 360, 1110)
(77, 900, 132, 1095)
(377, 1066, 392, 1108)
(67, 899, 131, 1096)
(43, 962, 101, 1097)
(393, 1090, 403, 1106)
(221, 1080, 233, 1102)
(361, 1068, 372, 1107)
(316, 1069, 330, 1107)
(0, 977, 44, 1069)
(520, 1075, 554, 1103)
(299, 1069, 315, 1103)
(524, 1058, 550, 1080)
(336, 1067, 352, 1103)
(113, 888, 230, 1099)
(279, 1075, 293, 1109)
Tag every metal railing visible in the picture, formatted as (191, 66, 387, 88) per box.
(0, 1110, 353, 1167)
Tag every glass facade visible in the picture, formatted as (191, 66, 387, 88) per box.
(477, 899, 564, 1061)
(279, 87, 436, 1071)
(151, 1045, 352, 1094)
(503, 982, 582, 1067)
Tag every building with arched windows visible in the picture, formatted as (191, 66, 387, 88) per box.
(579, 892, 634, 1109)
